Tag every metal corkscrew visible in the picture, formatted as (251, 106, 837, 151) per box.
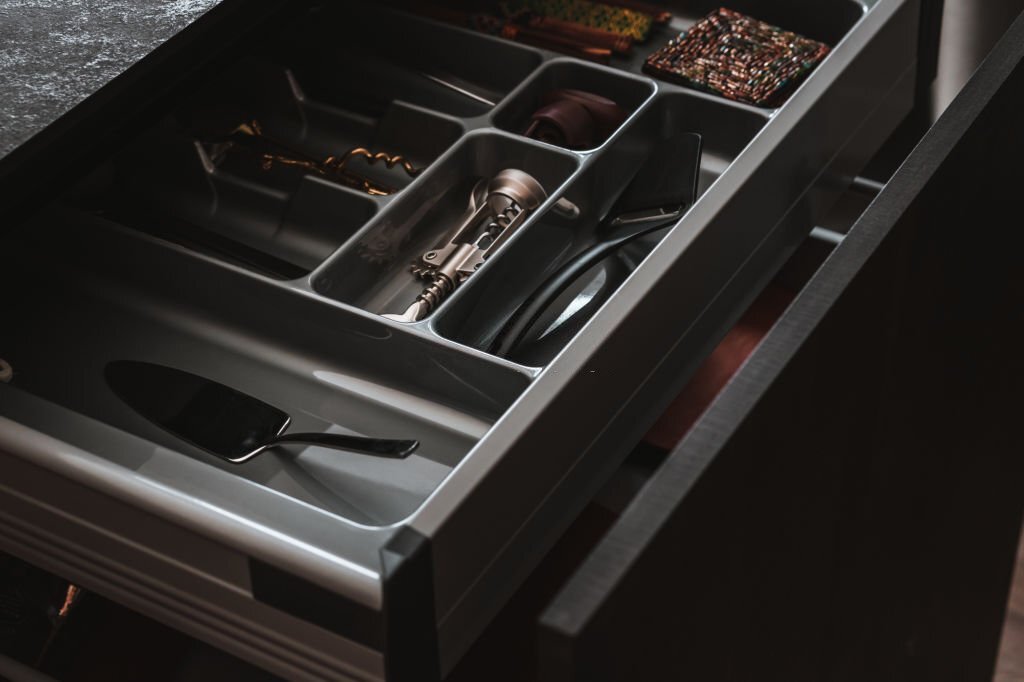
(383, 169, 548, 323)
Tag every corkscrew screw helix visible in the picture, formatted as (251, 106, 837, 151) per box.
(223, 121, 421, 196)
(383, 169, 548, 323)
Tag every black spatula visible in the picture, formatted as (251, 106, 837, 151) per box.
(106, 360, 418, 463)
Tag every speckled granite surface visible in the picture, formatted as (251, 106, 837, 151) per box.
(0, 0, 221, 158)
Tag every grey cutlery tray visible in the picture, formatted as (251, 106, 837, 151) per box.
(0, 0, 922, 679)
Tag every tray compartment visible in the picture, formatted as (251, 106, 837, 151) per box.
(652, 0, 870, 44)
(492, 59, 656, 151)
(69, 55, 468, 280)
(173, 56, 465, 172)
(611, 1, 870, 107)
(312, 131, 580, 317)
(434, 91, 768, 365)
(79, 144, 381, 281)
(278, 3, 545, 118)
(430, 0, 871, 105)
(1, 209, 532, 527)
(609, 1, 870, 94)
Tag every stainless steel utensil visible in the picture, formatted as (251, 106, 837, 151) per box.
(383, 168, 548, 323)
(106, 360, 418, 463)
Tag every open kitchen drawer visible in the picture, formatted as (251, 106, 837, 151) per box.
(0, 0, 922, 679)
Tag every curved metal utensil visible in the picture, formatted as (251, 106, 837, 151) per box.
(491, 132, 704, 362)
(266, 432, 418, 460)
(105, 360, 418, 464)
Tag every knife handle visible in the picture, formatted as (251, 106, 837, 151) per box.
(271, 433, 419, 459)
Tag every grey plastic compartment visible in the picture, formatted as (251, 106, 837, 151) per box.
(591, 0, 871, 100)
(179, 56, 464, 171)
(435, 91, 768, 364)
(282, 4, 545, 118)
(96, 133, 381, 279)
(664, 0, 869, 43)
(312, 131, 580, 316)
(2, 209, 531, 527)
(492, 59, 656, 151)
(85, 49, 469, 280)
(204, 60, 467, 172)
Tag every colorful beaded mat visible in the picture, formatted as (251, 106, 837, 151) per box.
(643, 8, 830, 106)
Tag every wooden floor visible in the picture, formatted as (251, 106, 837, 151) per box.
(995, 532, 1024, 681)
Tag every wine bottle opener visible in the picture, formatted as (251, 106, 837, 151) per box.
(383, 169, 548, 323)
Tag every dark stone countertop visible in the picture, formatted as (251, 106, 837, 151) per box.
(0, 0, 221, 159)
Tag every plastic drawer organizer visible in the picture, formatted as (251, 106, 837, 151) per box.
(0, 1, 920, 680)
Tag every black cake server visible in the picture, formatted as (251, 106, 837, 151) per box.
(106, 360, 418, 463)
